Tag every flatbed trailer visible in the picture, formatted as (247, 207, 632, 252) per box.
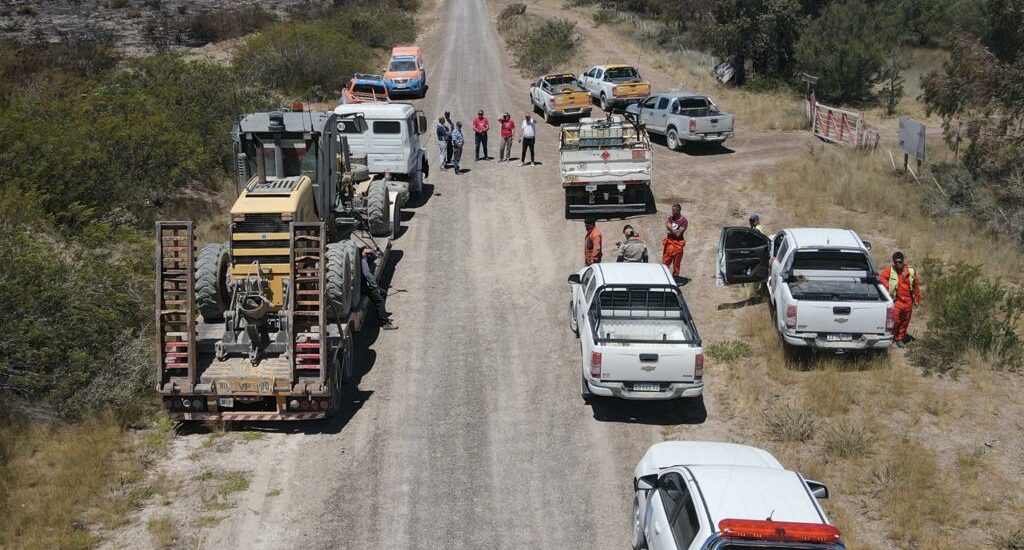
(155, 221, 392, 421)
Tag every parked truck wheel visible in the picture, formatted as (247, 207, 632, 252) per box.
(326, 241, 358, 320)
(408, 167, 423, 198)
(366, 179, 391, 237)
(666, 127, 681, 151)
(600, 93, 610, 112)
(340, 330, 355, 384)
(195, 242, 230, 322)
(631, 492, 648, 549)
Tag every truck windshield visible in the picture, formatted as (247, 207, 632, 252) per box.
(257, 138, 317, 180)
(389, 59, 417, 71)
(547, 75, 577, 86)
(605, 67, 639, 80)
(789, 280, 884, 301)
(792, 250, 871, 272)
(354, 83, 387, 95)
(592, 287, 696, 343)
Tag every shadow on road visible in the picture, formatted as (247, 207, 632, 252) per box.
(717, 294, 766, 310)
(588, 395, 707, 425)
(406, 182, 435, 209)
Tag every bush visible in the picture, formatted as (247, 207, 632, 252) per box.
(500, 3, 527, 21)
(908, 261, 1024, 375)
(765, 405, 818, 442)
(705, 340, 753, 362)
(234, 20, 372, 100)
(821, 421, 873, 460)
(330, 5, 416, 49)
(991, 526, 1024, 550)
(175, 6, 275, 46)
(503, 17, 582, 75)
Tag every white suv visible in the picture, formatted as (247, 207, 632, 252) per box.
(632, 442, 845, 550)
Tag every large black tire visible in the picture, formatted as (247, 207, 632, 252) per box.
(195, 242, 230, 322)
(326, 241, 358, 320)
(666, 127, 681, 152)
(366, 180, 391, 237)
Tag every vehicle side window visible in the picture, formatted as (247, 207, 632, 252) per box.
(725, 230, 764, 248)
(657, 97, 670, 110)
(373, 121, 401, 134)
(659, 473, 700, 549)
(670, 100, 680, 114)
(642, 96, 658, 108)
(595, 69, 604, 80)
(585, 68, 595, 78)
(775, 235, 790, 261)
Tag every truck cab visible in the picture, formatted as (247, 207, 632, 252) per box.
(717, 227, 893, 352)
(568, 263, 703, 400)
(333, 102, 429, 197)
(632, 442, 845, 550)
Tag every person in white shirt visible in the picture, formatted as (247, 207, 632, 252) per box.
(519, 113, 537, 166)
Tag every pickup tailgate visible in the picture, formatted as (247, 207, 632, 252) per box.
(560, 149, 651, 186)
(598, 343, 701, 383)
(551, 90, 590, 111)
(795, 301, 888, 335)
(693, 113, 734, 135)
(613, 81, 650, 99)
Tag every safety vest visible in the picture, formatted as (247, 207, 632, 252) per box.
(888, 266, 915, 297)
(753, 223, 767, 235)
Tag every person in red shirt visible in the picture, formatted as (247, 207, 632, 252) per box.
(498, 113, 516, 162)
(878, 251, 922, 348)
(584, 218, 602, 266)
(661, 203, 687, 276)
(473, 110, 490, 161)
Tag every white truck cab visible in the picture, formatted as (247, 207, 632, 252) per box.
(333, 102, 429, 197)
(717, 227, 893, 353)
(632, 442, 845, 550)
(568, 263, 703, 400)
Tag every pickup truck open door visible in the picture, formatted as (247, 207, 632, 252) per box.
(716, 227, 770, 285)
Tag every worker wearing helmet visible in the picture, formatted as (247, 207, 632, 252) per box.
(661, 204, 687, 276)
(750, 213, 767, 235)
(878, 251, 921, 348)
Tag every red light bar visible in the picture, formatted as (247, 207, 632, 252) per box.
(718, 519, 841, 543)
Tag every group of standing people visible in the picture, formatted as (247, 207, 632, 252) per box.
(435, 110, 539, 171)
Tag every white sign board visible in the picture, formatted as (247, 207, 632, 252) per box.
(898, 118, 926, 161)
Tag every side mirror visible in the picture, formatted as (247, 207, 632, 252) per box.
(635, 474, 659, 491)
(568, 274, 581, 285)
(530, 83, 536, 88)
(415, 110, 428, 135)
(862, 240, 872, 251)
(805, 479, 829, 499)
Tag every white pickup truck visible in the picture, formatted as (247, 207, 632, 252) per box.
(626, 92, 735, 150)
(559, 114, 652, 217)
(716, 227, 893, 353)
(631, 441, 845, 550)
(579, 64, 652, 112)
(568, 263, 704, 400)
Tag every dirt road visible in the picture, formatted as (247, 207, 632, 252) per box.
(108, 1, 813, 548)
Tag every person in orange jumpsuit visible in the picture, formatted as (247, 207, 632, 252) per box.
(878, 251, 922, 348)
(584, 218, 603, 265)
(661, 203, 687, 276)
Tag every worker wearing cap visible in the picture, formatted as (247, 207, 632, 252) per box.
(750, 213, 767, 235)
(473, 110, 490, 161)
(584, 218, 603, 266)
(878, 251, 922, 348)
(617, 225, 648, 263)
(661, 203, 687, 276)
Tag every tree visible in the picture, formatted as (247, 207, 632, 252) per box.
(703, 0, 803, 86)
(796, 0, 894, 103)
(880, 48, 908, 115)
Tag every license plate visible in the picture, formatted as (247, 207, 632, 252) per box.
(826, 333, 853, 342)
(218, 397, 234, 408)
(632, 383, 661, 392)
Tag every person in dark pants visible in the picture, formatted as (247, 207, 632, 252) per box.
(473, 110, 490, 161)
(519, 113, 537, 166)
(443, 110, 454, 166)
(361, 247, 397, 330)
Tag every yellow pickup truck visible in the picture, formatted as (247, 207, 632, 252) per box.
(529, 73, 593, 122)
(579, 64, 652, 112)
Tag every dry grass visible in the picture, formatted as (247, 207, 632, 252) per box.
(764, 404, 818, 442)
(147, 515, 178, 549)
(197, 468, 251, 511)
(0, 411, 176, 549)
(870, 440, 959, 548)
(820, 421, 873, 461)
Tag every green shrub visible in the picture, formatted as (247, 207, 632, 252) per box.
(500, 3, 527, 21)
(821, 421, 873, 460)
(503, 17, 582, 75)
(908, 261, 1024, 375)
(234, 20, 372, 100)
(330, 5, 416, 49)
(765, 405, 818, 442)
(175, 6, 275, 46)
(705, 340, 753, 362)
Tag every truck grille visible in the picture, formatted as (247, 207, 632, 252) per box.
(233, 214, 287, 233)
(232, 255, 291, 265)
(232, 240, 290, 249)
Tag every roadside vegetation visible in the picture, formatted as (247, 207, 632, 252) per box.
(0, 1, 418, 546)
(497, 3, 583, 76)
